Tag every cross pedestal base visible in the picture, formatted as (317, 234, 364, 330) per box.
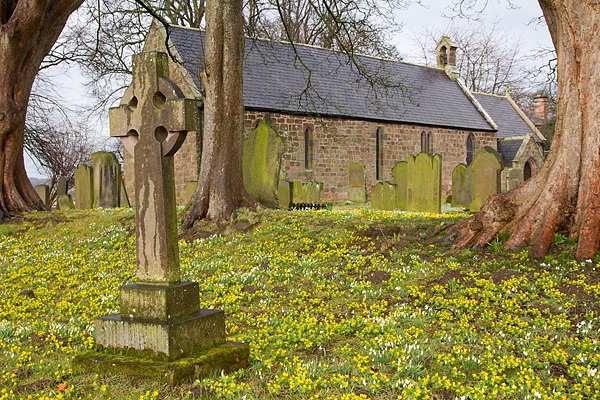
(74, 341, 249, 386)
(95, 309, 227, 360)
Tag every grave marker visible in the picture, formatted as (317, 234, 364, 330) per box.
(77, 51, 248, 385)
(348, 162, 366, 203)
(451, 164, 472, 209)
(406, 152, 442, 213)
(92, 152, 121, 208)
(469, 147, 504, 212)
(35, 185, 49, 207)
(371, 181, 396, 210)
(392, 161, 408, 210)
(242, 114, 285, 208)
(75, 165, 94, 209)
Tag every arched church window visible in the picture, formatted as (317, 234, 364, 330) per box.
(466, 135, 474, 165)
(427, 132, 433, 153)
(304, 129, 313, 170)
(376, 128, 384, 180)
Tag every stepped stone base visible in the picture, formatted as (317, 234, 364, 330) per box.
(74, 341, 249, 386)
(95, 309, 225, 360)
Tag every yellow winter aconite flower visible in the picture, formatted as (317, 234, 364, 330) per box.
(0, 207, 599, 399)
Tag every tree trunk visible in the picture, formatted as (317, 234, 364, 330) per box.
(182, 0, 258, 227)
(449, 0, 600, 260)
(0, 0, 84, 221)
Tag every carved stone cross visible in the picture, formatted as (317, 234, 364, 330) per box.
(109, 52, 198, 285)
(91, 51, 248, 370)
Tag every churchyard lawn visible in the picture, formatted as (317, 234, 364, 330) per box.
(0, 206, 599, 399)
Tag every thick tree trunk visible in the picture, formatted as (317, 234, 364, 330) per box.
(182, 0, 257, 227)
(449, 0, 600, 260)
(0, 0, 84, 220)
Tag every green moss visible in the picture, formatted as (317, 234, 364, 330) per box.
(73, 342, 249, 386)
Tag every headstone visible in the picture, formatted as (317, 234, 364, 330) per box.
(92, 152, 121, 208)
(392, 161, 408, 211)
(292, 180, 305, 204)
(57, 177, 68, 196)
(35, 185, 50, 207)
(406, 152, 442, 213)
(82, 51, 248, 383)
(469, 147, 504, 212)
(348, 162, 366, 202)
(57, 194, 74, 210)
(290, 180, 324, 207)
(451, 164, 472, 209)
(185, 181, 198, 204)
(277, 179, 293, 210)
(506, 167, 523, 190)
(74, 165, 94, 210)
(371, 181, 396, 210)
(119, 178, 130, 207)
(242, 114, 286, 208)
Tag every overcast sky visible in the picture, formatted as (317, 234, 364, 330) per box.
(26, 0, 554, 179)
(396, 0, 552, 61)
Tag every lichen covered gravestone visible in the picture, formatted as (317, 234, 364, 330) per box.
(56, 177, 68, 210)
(35, 185, 49, 207)
(348, 162, 366, 202)
(75, 51, 248, 385)
(451, 163, 472, 209)
(406, 152, 442, 213)
(392, 161, 408, 211)
(74, 165, 94, 209)
(242, 114, 285, 208)
(371, 181, 396, 210)
(278, 179, 293, 210)
(92, 152, 121, 208)
(57, 194, 74, 210)
(469, 147, 504, 212)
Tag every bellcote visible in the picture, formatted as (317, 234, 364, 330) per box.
(436, 36, 459, 79)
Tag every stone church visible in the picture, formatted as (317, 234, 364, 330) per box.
(126, 21, 546, 205)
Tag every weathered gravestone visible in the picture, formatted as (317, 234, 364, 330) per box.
(185, 181, 198, 204)
(451, 164, 472, 209)
(57, 177, 67, 196)
(371, 181, 396, 210)
(76, 51, 248, 385)
(291, 180, 324, 207)
(348, 162, 367, 202)
(278, 179, 293, 210)
(92, 152, 121, 208)
(55, 177, 68, 210)
(119, 179, 130, 207)
(57, 194, 74, 210)
(243, 114, 286, 208)
(505, 167, 523, 190)
(392, 161, 408, 211)
(35, 185, 49, 207)
(406, 152, 442, 214)
(75, 165, 94, 209)
(469, 147, 504, 212)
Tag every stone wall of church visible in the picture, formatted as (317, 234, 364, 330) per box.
(244, 110, 496, 201)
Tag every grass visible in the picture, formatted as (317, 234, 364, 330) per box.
(0, 206, 599, 399)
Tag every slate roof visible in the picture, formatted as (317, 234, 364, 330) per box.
(497, 139, 524, 165)
(472, 93, 539, 140)
(167, 26, 494, 132)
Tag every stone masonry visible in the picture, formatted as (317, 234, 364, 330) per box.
(244, 111, 496, 201)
